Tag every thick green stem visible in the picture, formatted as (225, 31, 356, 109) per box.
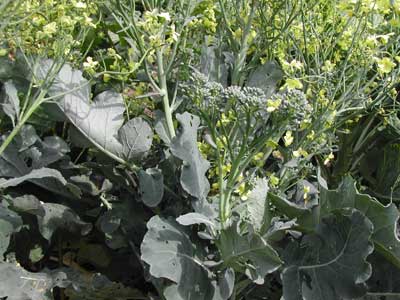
(156, 50, 176, 139)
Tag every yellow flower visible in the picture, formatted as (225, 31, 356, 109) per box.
(293, 148, 308, 158)
(324, 152, 335, 166)
(376, 57, 396, 74)
(253, 152, 264, 161)
(266, 99, 282, 112)
(272, 150, 283, 161)
(283, 131, 293, 147)
(322, 60, 336, 72)
(217, 113, 230, 127)
(303, 185, 311, 200)
(269, 174, 280, 186)
(284, 78, 303, 90)
(211, 182, 219, 191)
(43, 22, 58, 37)
(307, 130, 315, 140)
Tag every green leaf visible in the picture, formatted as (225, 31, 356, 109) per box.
(61, 89, 126, 159)
(0, 80, 20, 126)
(247, 61, 283, 97)
(0, 125, 70, 193)
(141, 216, 228, 300)
(282, 209, 373, 300)
(118, 117, 153, 162)
(176, 212, 216, 228)
(37, 202, 92, 240)
(11, 194, 92, 240)
(0, 167, 66, 189)
(0, 52, 30, 83)
(199, 46, 229, 85)
(171, 112, 210, 200)
(271, 174, 400, 269)
(10, 194, 45, 216)
(219, 224, 282, 284)
(154, 110, 172, 145)
(0, 262, 68, 300)
(138, 168, 164, 207)
(45, 62, 153, 164)
(65, 277, 145, 300)
(245, 178, 269, 233)
(363, 253, 400, 298)
(0, 203, 22, 258)
(319, 175, 400, 269)
(268, 192, 315, 232)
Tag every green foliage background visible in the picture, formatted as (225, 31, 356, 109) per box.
(0, 0, 400, 299)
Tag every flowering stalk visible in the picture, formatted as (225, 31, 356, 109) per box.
(231, 0, 258, 86)
(156, 49, 176, 139)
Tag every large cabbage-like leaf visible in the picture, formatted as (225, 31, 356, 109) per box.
(141, 216, 231, 300)
(271, 175, 400, 268)
(37, 61, 153, 164)
(6, 194, 92, 240)
(0, 125, 68, 191)
(0, 263, 69, 300)
(0, 204, 22, 257)
(37, 202, 92, 240)
(362, 253, 400, 298)
(318, 175, 400, 269)
(138, 168, 164, 207)
(0, 167, 66, 189)
(247, 61, 283, 97)
(219, 224, 282, 284)
(245, 178, 269, 233)
(170, 113, 210, 200)
(118, 117, 153, 161)
(282, 209, 373, 300)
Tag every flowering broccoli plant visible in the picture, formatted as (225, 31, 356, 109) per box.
(0, 0, 400, 300)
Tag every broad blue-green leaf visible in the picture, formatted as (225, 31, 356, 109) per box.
(282, 209, 373, 300)
(0, 203, 22, 257)
(219, 224, 282, 284)
(362, 253, 400, 298)
(154, 110, 172, 145)
(37, 202, 92, 240)
(6, 193, 91, 240)
(41, 62, 153, 163)
(138, 168, 164, 207)
(0, 262, 68, 300)
(0, 80, 20, 126)
(61, 89, 126, 160)
(118, 117, 153, 161)
(176, 212, 216, 228)
(171, 113, 210, 200)
(141, 216, 228, 300)
(318, 175, 400, 269)
(245, 178, 269, 233)
(0, 167, 66, 189)
(0, 125, 70, 194)
(64, 275, 145, 300)
(271, 174, 400, 269)
(199, 46, 229, 86)
(247, 61, 283, 97)
(268, 192, 315, 232)
(10, 194, 45, 216)
(0, 51, 30, 82)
